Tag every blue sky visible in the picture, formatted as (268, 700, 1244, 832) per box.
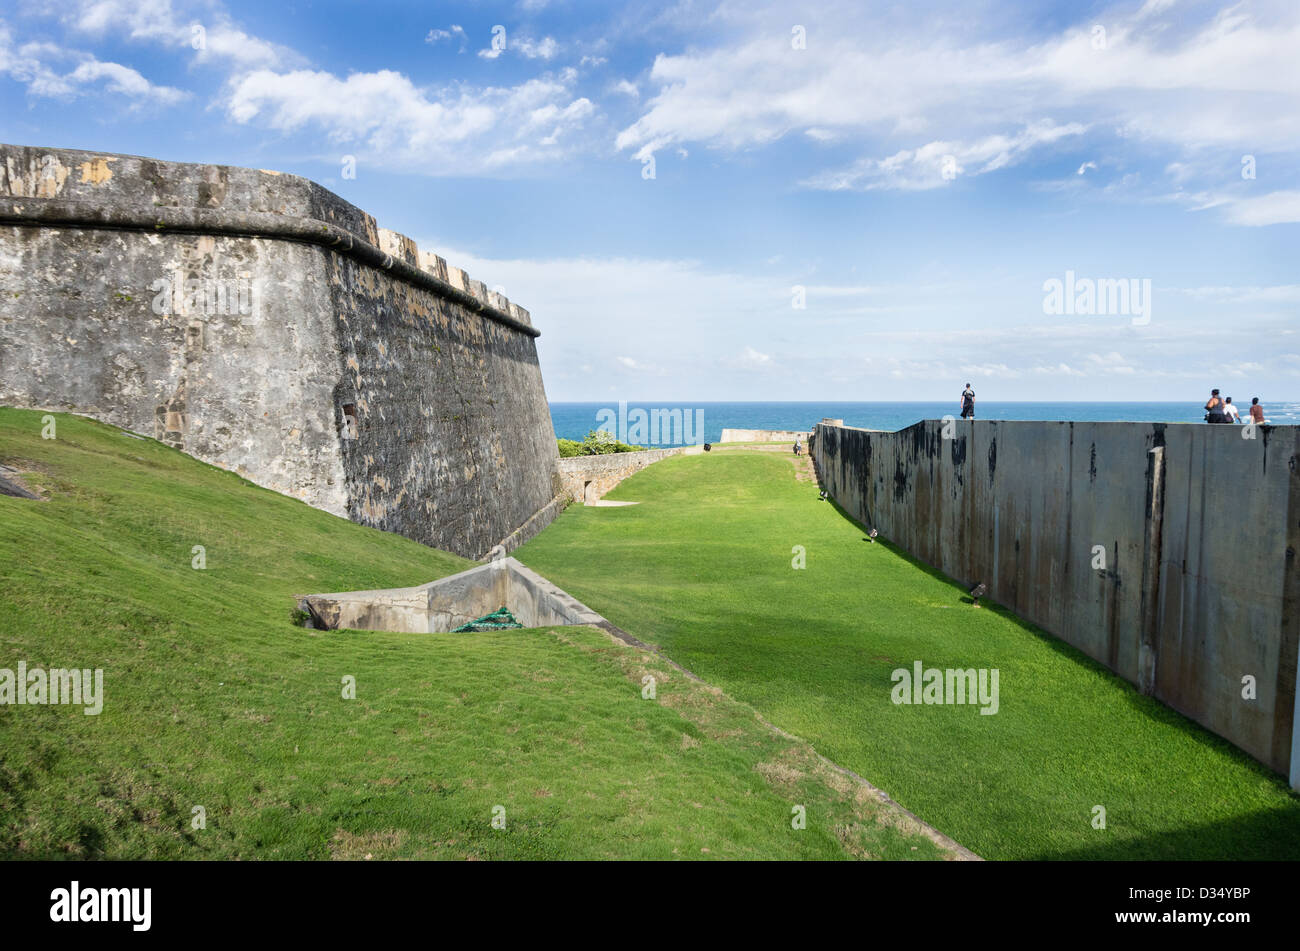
(1, 0, 1297, 401)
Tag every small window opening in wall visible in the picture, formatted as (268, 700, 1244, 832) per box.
(342, 403, 358, 440)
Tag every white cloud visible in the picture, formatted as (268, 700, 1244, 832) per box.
(1084, 351, 1136, 373)
(804, 284, 884, 297)
(67, 59, 188, 103)
(1219, 190, 1300, 226)
(729, 346, 772, 369)
(0, 20, 187, 104)
(517, 36, 559, 60)
(426, 26, 467, 52)
(802, 121, 1087, 191)
(478, 34, 558, 60)
(616, 1, 1300, 192)
(960, 363, 1018, 378)
(225, 68, 595, 173)
(1025, 362, 1086, 377)
(417, 242, 1300, 400)
(66, 0, 294, 69)
(1177, 283, 1300, 302)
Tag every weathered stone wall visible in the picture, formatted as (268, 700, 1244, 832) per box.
(720, 428, 810, 443)
(814, 419, 1300, 788)
(0, 144, 561, 558)
(557, 447, 685, 503)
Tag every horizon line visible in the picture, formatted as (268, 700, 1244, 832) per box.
(547, 398, 1289, 405)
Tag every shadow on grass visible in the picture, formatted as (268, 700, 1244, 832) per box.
(1035, 804, 1300, 861)
(821, 495, 1300, 799)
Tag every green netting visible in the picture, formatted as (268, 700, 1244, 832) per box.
(451, 606, 524, 633)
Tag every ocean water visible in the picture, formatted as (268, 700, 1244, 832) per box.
(549, 401, 1300, 445)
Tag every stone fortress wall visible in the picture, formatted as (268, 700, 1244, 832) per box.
(0, 144, 562, 559)
(814, 419, 1300, 789)
(720, 419, 841, 444)
(557, 447, 686, 503)
(719, 428, 810, 444)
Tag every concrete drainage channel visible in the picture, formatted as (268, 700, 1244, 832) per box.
(297, 557, 635, 637)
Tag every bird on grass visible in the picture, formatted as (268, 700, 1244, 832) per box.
(867, 528, 878, 543)
(969, 582, 987, 607)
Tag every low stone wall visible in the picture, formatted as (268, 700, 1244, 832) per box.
(557, 447, 685, 503)
(814, 419, 1300, 788)
(720, 428, 811, 443)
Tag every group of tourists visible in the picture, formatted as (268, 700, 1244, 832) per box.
(1205, 390, 1266, 425)
(955, 383, 1268, 425)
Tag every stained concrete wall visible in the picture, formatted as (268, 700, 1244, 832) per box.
(557, 447, 684, 503)
(814, 419, 1300, 785)
(0, 144, 562, 558)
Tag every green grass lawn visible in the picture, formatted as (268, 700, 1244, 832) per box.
(514, 449, 1300, 860)
(0, 409, 949, 860)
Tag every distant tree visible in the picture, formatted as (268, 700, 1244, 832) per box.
(557, 429, 644, 457)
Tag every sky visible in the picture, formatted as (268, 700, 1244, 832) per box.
(1, 0, 1297, 402)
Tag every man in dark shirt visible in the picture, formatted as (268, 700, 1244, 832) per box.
(960, 384, 976, 419)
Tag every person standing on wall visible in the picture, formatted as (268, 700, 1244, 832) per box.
(960, 383, 976, 420)
(1205, 388, 1228, 423)
(1224, 397, 1241, 423)
(1250, 397, 1266, 425)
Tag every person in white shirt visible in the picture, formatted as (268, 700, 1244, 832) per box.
(1224, 397, 1241, 423)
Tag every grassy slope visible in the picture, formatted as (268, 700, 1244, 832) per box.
(0, 409, 945, 860)
(514, 449, 1300, 860)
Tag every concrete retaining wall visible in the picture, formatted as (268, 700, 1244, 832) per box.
(557, 447, 684, 503)
(299, 557, 612, 633)
(813, 419, 1300, 787)
(0, 144, 561, 559)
